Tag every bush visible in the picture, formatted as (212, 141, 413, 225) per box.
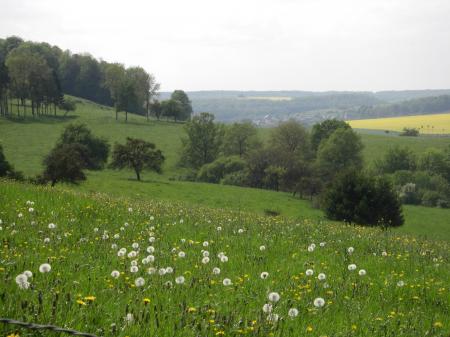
(197, 156, 246, 184)
(375, 146, 416, 174)
(0, 144, 23, 181)
(400, 128, 419, 136)
(221, 170, 249, 187)
(421, 190, 442, 207)
(323, 170, 404, 227)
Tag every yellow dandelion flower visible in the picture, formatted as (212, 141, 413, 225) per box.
(306, 326, 313, 332)
(433, 322, 443, 328)
(143, 298, 151, 304)
(76, 299, 87, 306)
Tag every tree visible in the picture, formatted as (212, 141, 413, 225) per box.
(110, 137, 165, 181)
(400, 128, 419, 137)
(316, 128, 363, 182)
(323, 170, 404, 227)
(419, 148, 450, 181)
(375, 146, 417, 174)
(222, 121, 260, 158)
(59, 97, 76, 115)
(42, 143, 87, 186)
(115, 77, 138, 122)
(0, 144, 12, 176)
(171, 90, 192, 120)
(150, 100, 162, 120)
(180, 113, 223, 169)
(196, 156, 246, 183)
(58, 123, 109, 169)
(311, 119, 351, 152)
(161, 99, 183, 121)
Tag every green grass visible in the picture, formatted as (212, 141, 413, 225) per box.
(0, 180, 449, 337)
(1, 98, 449, 241)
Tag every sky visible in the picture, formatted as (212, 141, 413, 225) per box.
(1, 0, 450, 92)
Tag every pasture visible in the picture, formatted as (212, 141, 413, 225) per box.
(0, 181, 449, 337)
(348, 112, 450, 134)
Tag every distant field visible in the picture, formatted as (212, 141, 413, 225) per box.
(348, 112, 450, 134)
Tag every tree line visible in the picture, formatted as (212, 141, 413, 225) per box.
(0, 36, 193, 122)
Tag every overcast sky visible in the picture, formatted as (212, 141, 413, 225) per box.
(1, 0, 450, 92)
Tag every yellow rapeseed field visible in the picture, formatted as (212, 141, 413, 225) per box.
(348, 113, 450, 134)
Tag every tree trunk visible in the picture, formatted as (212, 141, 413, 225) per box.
(125, 111, 128, 122)
(135, 168, 141, 181)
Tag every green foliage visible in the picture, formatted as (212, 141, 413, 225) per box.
(324, 170, 404, 227)
(222, 121, 260, 158)
(161, 99, 183, 121)
(42, 143, 87, 186)
(0, 144, 12, 176)
(419, 148, 450, 181)
(171, 90, 192, 120)
(400, 127, 420, 137)
(375, 146, 417, 174)
(180, 113, 223, 169)
(316, 128, 363, 181)
(311, 119, 350, 152)
(58, 97, 76, 115)
(58, 123, 109, 170)
(110, 137, 165, 181)
(197, 156, 246, 183)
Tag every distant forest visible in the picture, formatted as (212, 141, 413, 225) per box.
(160, 90, 450, 124)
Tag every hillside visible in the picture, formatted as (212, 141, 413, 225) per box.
(1, 181, 449, 337)
(1, 98, 450, 240)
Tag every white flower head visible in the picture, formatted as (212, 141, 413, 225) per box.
(313, 297, 325, 308)
(222, 278, 232, 286)
(130, 266, 139, 273)
(288, 308, 299, 318)
(135, 277, 145, 287)
(305, 269, 314, 276)
(175, 276, 185, 284)
(146, 246, 155, 253)
(202, 257, 210, 264)
(23, 270, 33, 278)
(111, 270, 120, 278)
(347, 247, 354, 254)
(260, 272, 269, 280)
(259, 245, 266, 251)
(48, 223, 56, 229)
(132, 243, 139, 249)
(268, 292, 280, 303)
(202, 241, 209, 247)
(262, 303, 273, 313)
(318, 273, 326, 281)
(178, 251, 186, 258)
(39, 263, 51, 273)
(348, 264, 357, 271)
(220, 255, 228, 263)
(213, 267, 221, 275)
(358, 269, 366, 276)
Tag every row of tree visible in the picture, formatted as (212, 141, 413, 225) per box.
(0, 36, 194, 122)
(178, 115, 404, 227)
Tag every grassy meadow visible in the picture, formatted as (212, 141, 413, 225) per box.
(348, 112, 450, 134)
(0, 98, 449, 241)
(0, 180, 449, 337)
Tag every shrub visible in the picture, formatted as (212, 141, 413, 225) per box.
(399, 128, 419, 136)
(221, 170, 249, 187)
(197, 156, 246, 184)
(323, 170, 404, 227)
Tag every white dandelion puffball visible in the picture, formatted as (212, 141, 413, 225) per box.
(159, 268, 166, 276)
(125, 313, 134, 322)
(348, 264, 357, 271)
(18, 213, 23, 218)
(149, 237, 156, 243)
(307, 245, 315, 252)
(213, 267, 221, 275)
(146, 246, 155, 253)
(175, 276, 185, 284)
(18, 281, 30, 289)
(132, 243, 139, 249)
(202, 251, 209, 257)
(135, 277, 145, 287)
(318, 273, 326, 281)
(259, 245, 266, 251)
(382, 251, 388, 257)
(118, 250, 126, 257)
(111, 244, 118, 250)
(202, 257, 210, 264)
(131, 260, 138, 267)
(288, 308, 299, 318)
(94, 227, 99, 232)
(319, 242, 326, 247)
(147, 267, 156, 275)
(202, 241, 209, 247)
(347, 247, 354, 254)
(114, 234, 120, 239)
(222, 278, 232, 286)
(128, 251, 137, 258)
(111, 270, 120, 278)
(146, 255, 155, 263)
(164, 281, 173, 287)
(359, 269, 367, 276)
(313, 297, 325, 308)
(15, 274, 28, 285)
(23, 270, 33, 278)
(28, 208, 34, 213)
(165, 267, 174, 274)
(397, 280, 405, 287)
(238, 228, 244, 234)
(262, 303, 273, 313)
(43, 238, 50, 244)
(48, 223, 56, 229)
(128, 207, 133, 212)
(130, 266, 139, 273)
(268, 292, 280, 303)
(266, 313, 279, 322)
(39, 263, 51, 273)
(260, 272, 269, 280)
(305, 269, 314, 276)
(216, 226, 222, 231)
(178, 251, 186, 258)
(220, 255, 228, 263)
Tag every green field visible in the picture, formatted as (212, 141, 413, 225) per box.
(0, 181, 449, 337)
(0, 98, 449, 240)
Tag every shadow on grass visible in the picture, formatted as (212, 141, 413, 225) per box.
(1, 114, 79, 124)
(122, 177, 172, 185)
